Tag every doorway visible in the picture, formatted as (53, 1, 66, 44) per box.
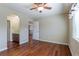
(28, 21, 33, 45)
(7, 20, 10, 43)
(28, 21, 39, 45)
(7, 15, 20, 49)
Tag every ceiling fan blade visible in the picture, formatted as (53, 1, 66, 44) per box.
(43, 3, 47, 5)
(33, 3, 38, 7)
(30, 8, 36, 10)
(34, 3, 42, 7)
(44, 7, 52, 9)
(44, 3, 48, 6)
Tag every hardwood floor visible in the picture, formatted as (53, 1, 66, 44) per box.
(0, 40, 71, 56)
(7, 41, 19, 49)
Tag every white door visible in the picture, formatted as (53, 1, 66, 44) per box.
(7, 20, 10, 42)
(33, 21, 39, 40)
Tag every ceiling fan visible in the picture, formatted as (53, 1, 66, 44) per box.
(30, 3, 52, 13)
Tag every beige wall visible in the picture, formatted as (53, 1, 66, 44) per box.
(35, 14, 69, 45)
(0, 6, 33, 51)
(0, 15, 7, 51)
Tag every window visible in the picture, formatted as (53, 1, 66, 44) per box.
(71, 3, 79, 39)
(74, 10, 79, 38)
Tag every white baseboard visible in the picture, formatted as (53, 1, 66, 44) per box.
(52, 41, 68, 45)
(20, 40, 28, 45)
(0, 47, 7, 52)
(68, 45, 73, 56)
(37, 39, 68, 45)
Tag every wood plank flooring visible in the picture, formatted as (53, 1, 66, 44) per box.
(7, 41, 19, 49)
(0, 40, 71, 56)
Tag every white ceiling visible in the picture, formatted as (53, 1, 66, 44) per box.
(3, 3, 72, 19)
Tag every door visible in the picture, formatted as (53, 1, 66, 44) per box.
(33, 21, 39, 40)
(7, 20, 10, 42)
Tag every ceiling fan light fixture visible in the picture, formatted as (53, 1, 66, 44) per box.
(37, 7, 44, 11)
(30, 3, 52, 13)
